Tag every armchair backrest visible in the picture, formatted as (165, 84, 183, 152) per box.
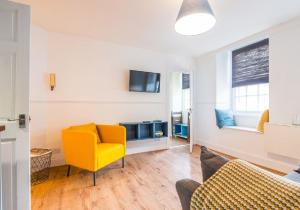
(70, 123, 101, 143)
(97, 125, 126, 145)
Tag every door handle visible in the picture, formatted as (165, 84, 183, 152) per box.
(7, 114, 26, 128)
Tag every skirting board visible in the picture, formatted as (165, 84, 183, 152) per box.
(51, 157, 66, 167)
(126, 138, 168, 155)
(196, 140, 296, 173)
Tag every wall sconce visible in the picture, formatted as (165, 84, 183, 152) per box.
(49, 73, 56, 91)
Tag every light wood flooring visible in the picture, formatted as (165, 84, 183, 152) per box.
(169, 137, 189, 147)
(31, 145, 285, 210)
(31, 146, 202, 210)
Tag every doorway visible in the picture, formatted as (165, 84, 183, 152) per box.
(168, 72, 193, 151)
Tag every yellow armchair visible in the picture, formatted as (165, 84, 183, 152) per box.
(62, 123, 126, 186)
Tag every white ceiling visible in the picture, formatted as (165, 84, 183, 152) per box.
(14, 0, 300, 57)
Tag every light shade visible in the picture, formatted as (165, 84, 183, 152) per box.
(49, 73, 56, 91)
(175, 0, 216, 35)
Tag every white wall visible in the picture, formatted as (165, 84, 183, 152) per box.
(30, 26, 194, 166)
(270, 19, 300, 125)
(30, 26, 49, 149)
(194, 17, 300, 173)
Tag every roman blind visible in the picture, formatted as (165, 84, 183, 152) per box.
(182, 73, 190, 89)
(232, 39, 269, 88)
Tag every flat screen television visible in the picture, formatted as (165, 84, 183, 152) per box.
(129, 70, 160, 93)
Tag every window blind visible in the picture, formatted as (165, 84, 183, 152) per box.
(232, 39, 269, 88)
(182, 73, 190, 89)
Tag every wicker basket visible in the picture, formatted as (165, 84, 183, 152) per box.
(31, 148, 52, 185)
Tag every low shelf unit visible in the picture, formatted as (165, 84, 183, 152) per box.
(120, 121, 168, 141)
(174, 123, 188, 139)
(119, 121, 168, 154)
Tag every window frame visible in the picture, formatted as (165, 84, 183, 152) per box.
(232, 83, 269, 115)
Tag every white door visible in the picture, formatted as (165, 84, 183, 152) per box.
(189, 72, 194, 153)
(180, 72, 194, 153)
(0, 1, 30, 210)
(183, 72, 194, 153)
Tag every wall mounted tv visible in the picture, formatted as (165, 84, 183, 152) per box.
(129, 70, 160, 93)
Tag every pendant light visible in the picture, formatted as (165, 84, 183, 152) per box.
(175, 0, 216, 35)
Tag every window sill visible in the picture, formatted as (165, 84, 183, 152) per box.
(233, 112, 260, 117)
(223, 126, 262, 134)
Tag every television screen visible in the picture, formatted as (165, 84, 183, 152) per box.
(129, 70, 160, 93)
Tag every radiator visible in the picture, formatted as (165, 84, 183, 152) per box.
(265, 123, 300, 160)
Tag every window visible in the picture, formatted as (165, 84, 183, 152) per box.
(182, 73, 190, 89)
(182, 88, 191, 110)
(182, 73, 191, 110)
(233, 84, 269, 113)
(232, 39, 269, 113)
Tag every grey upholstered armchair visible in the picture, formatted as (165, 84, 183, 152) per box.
(176, 146, 300, 210)
(175, 146, 229, 210)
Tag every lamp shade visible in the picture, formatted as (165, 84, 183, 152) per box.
(175, 0, 216, 35)
(49, 73, 56, 91)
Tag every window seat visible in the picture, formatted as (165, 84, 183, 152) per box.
(223, 126, 262, 134)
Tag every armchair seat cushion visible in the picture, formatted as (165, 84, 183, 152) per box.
(97, 143, 125, 168)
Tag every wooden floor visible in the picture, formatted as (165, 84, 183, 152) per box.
(31, 145, 285, 210)
(169, 137, 189, 147)
(31, 146, 202, 210)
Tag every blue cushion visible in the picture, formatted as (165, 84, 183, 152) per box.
(284, 171, 300, 184)
(215, 109, 236, 129)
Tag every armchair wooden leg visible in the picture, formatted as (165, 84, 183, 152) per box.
(93, 172, 96, 186)
(67, 165, 71, 177)
(122, 157, 125, 168)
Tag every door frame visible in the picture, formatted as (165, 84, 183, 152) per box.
(0, 1, 31, 210)
(0, 126, 3, 210)
(167, 70, 194, 153)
